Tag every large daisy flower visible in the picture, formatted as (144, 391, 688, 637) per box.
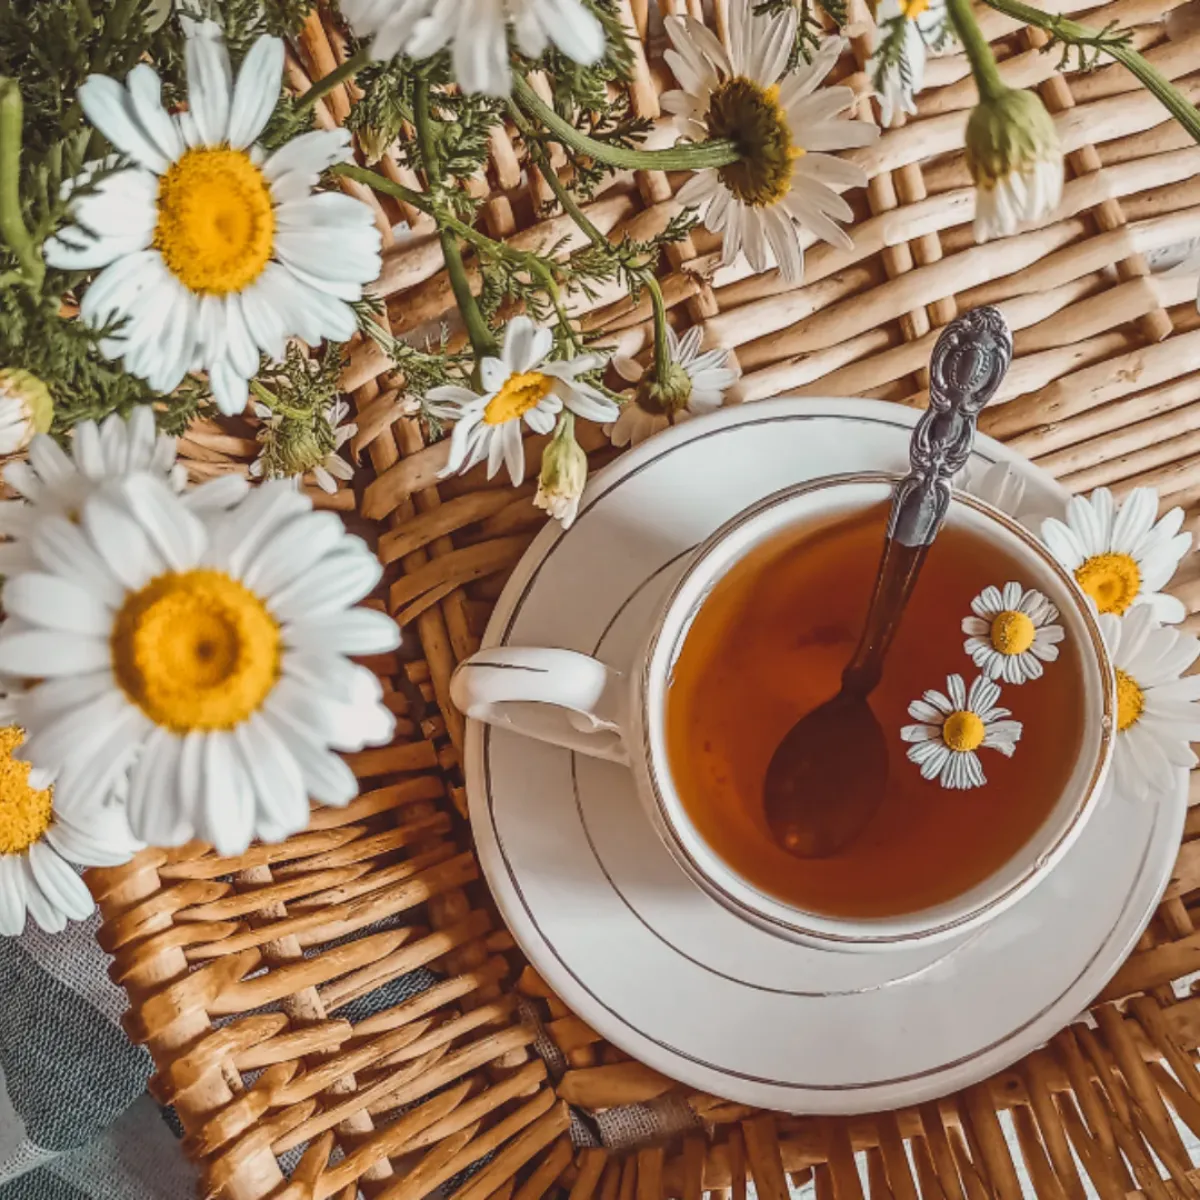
(901, 674, 1022, 789)
(1099, 607, 1200, 802)
(340, 0, 606, 97)
(962, 582, 1064, 684)
(1041, 487, 1191, 624)
(607, 325, 740, 448)
(868, 0, 949, 128)
(43, 21, 382, 416)
(428, 316, 617, 487)
(0, 690, 140, 937)
(662, 3, 877, 284)
(0, 477, 400, 856)
(0, 409, 246, 577)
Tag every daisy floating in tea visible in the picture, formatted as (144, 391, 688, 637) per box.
(962, 583, 1064, 684)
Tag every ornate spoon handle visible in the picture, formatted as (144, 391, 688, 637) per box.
(842, 307, 1014, 694)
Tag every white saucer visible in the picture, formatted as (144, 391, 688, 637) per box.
(464, 398, 1187, 1114)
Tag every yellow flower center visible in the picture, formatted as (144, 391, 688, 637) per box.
(942, 710, 986, 752)
(483, 371, 555, 426)
(990, 610, 1036, 656)
(0, 726, 53, 856)
(706, 78, 803, 207)
(898, 0, 931, 17)
(154, 148, 275, 295)
(1074, 552, 1141, 616)
(1115, 668, 1145, 732)
(111, 569, 281, 732)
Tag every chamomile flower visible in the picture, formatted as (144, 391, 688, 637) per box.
(534, 414, 588, 530)
(901, 674, 1022, 789)
(962, 582, 1064, 684)
(662, 3, 877, 283)
(869, 0, 950, 127)
(607, 325, 740, 448)
(0, 477, 400, 856)
(250, 398, 358, 494)
(0, 409, 246, 578)
(0, 369, 53, 457)
(428, 316, 617, 487)
(1040, 487, 1191, 624)
(340, 0, 606, 97)
(43, 21, 382, 416)
(1099, 607, 1200, 802)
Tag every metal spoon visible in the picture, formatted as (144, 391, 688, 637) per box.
(762, 307, 1015, 859)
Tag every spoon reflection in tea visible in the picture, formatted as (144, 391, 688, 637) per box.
(763, 307, 1015, 859)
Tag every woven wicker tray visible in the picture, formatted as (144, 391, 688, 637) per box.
(87, 1, 1200, 1196)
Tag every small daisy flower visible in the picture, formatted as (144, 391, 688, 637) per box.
(1099, 607, 1200, 802)
(0, 476, 401, 855)
(606, 325, 740, 448)
(1040, 487, 1191, 624)
(901, 674, 1023, 789)
(0, 688, 141, 937)
(340, 0, 605, 97)
(869, 0, 950, 127)
(0, 369, 53, 457)
(43, 20, 382, 415)
(428, 316, 617, 487)
(250, 398, 358, 495)
(662, 3, 877, 284)
(962, 582, 1064, 684)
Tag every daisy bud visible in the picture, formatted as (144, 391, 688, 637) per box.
(0, 368, 53, 455)
(641, 362, 694, 417)
(535, 416, 588, 530)
(965, 86, 1063, 243)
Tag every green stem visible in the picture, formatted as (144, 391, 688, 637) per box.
(946, 0, 1006, 101)
(511, 75, 740, 171)
(298, 48, 372, 113)
(647, 275, 672, 385)
(978, 0, 1200, 144)
(414, 80, 499, 362)
(0, 79, 44, 290)
(250, 379, 311, 421)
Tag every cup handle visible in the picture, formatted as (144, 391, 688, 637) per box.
(451, 647, 630, 764)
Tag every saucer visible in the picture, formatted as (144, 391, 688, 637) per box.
(463, 398, 1187, 1114)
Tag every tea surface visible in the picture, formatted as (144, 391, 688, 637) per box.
(665, 504, 1087, 918)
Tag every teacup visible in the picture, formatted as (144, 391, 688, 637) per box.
(452, 473, 1115, 950)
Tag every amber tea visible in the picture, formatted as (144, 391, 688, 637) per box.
(664, 503, 1087, 919)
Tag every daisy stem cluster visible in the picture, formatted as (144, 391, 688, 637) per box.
(976, 0, 1200, 145)
(0, 78, 44, 290)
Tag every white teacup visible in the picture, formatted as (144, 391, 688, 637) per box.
(452, 474, 1116, 950)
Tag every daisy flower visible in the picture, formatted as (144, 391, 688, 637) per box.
(1099, 607, 1200, 802)
(0, 408, 246, 578)
(962, 582, 1064, 684)
(606, 325, 740, 448)
(966, 86, 1063, 242)
(869, 0, 950, 127)
(0, 690, 141, 937)
(0, 476, 400, 856)
(1040, 487, 1191, 624)
(0, 369, 53, 457)
(534, 413, 588, 530)
(339, 0, 606, 97)
(250, 398, 358, 494)
(901, 674, 1022, 789)
(428, 316, 617, 487)
(43, 21, 382, 416)
(662, 3, 877, 284)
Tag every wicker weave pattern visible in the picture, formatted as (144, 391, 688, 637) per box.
(88, 1, 1200, 1196)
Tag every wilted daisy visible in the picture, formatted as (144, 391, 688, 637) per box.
(251, 398, 357, 494)
(0, 408, 246, 578)
(607, 325, 740, 448)
(662, 3, 876, 283)
(1099, 607, 1200, 802)
(0, 477, 400, 855)
(869, 0, 950, 127)
(43, 21, 382, 416)
(534, 414, 588, 530)
(0, 689, 140, 937)
(429, 316, 617, 487)
(340, 0, 606, 97)
(962, 582, 1064, 684)
(1041, 487, 1190, 624)
(966, 86, 1063, 242)
(0, 369, 53, 457)
(901, 674, 1022, 789)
